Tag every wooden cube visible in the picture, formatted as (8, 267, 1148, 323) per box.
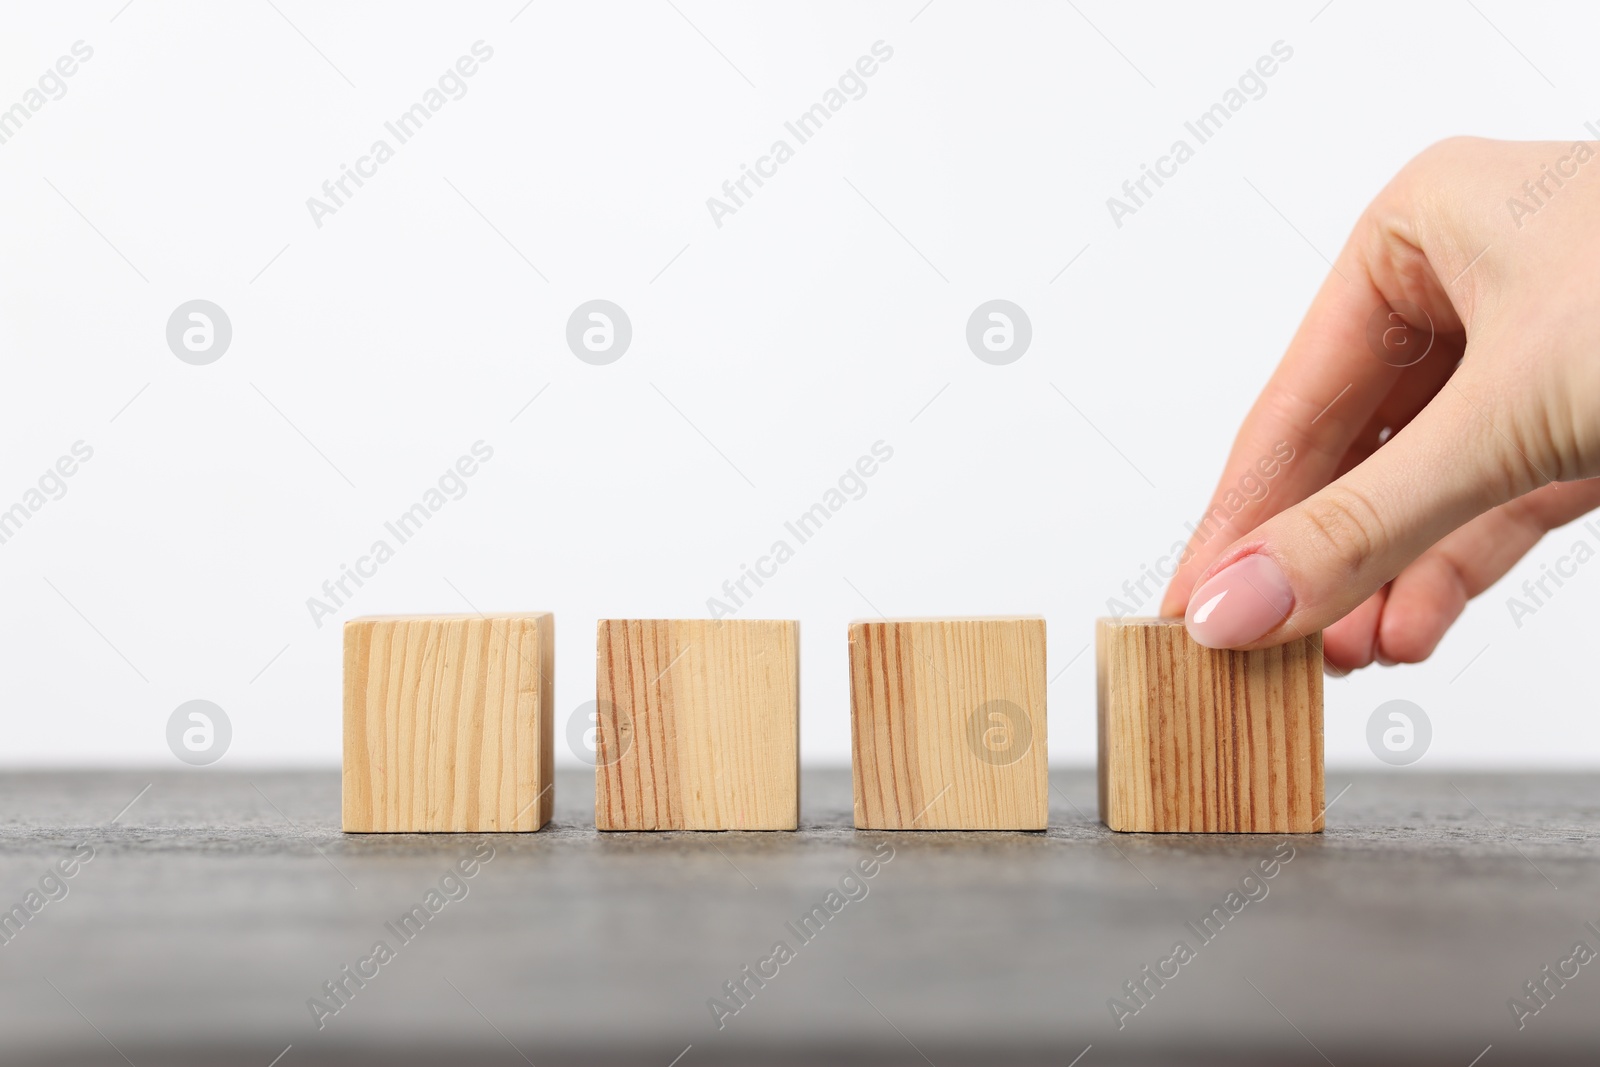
(1097, 617, 1324, 833)
(343, 614, 554, 833)
(849, 617, 1047, 830)
(595, 619, 798, 831)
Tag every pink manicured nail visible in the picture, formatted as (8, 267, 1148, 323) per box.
(1185, 554, 1294, 649)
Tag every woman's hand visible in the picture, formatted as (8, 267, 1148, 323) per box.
(1159, 137, 1600, 673)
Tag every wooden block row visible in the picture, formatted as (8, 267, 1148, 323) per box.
(342, 614, 1323, 835)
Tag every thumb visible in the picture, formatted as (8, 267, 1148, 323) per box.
(1183, 376, 1546, 650)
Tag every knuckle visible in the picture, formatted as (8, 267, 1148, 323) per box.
(1474, 386, 1560, 496)
(1417, 135, 1480, 164)
(1507, 401, 1569, 489)
(1297, 486, 1390, 576)
(1408, 136, 1487, 182)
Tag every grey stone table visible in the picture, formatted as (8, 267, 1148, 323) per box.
(1, 768, 1598, 1066)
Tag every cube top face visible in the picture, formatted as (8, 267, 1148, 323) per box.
(351, 613, 537, 623)
(852, 615, 1043, 623)
(595, 619, 799, 831)
(1097, 617, 1324, 834)
(849, 617, 1047, 830)
(343, 613, 554, 833)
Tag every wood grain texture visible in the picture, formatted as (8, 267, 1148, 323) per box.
(1097, 617, 1324, 833)
(595, 619, 798, 831)
(343, 614, 554, 833)
(849, 617, 1047, 830)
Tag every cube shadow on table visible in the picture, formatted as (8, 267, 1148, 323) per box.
(342, 613, 554, 833)
(849, 616, 1048, 830)
(1097, 617, 1324, 833)
(595, 618, 799, 831)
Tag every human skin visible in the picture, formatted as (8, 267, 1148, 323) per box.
(1159, 137, 1600, 673)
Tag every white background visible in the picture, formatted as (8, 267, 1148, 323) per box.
(1, 0, 1595, 769)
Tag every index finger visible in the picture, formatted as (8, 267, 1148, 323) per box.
(1158, 163, 1467, 616)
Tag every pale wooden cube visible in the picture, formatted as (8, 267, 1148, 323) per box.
(343, 614, 554, 833)
(595, 619, 798, 831)
(849, 617, 1048, 830)
(1097, 617, 1324, 833)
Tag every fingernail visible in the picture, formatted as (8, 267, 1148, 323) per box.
(1185, 554, 1295, 648)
